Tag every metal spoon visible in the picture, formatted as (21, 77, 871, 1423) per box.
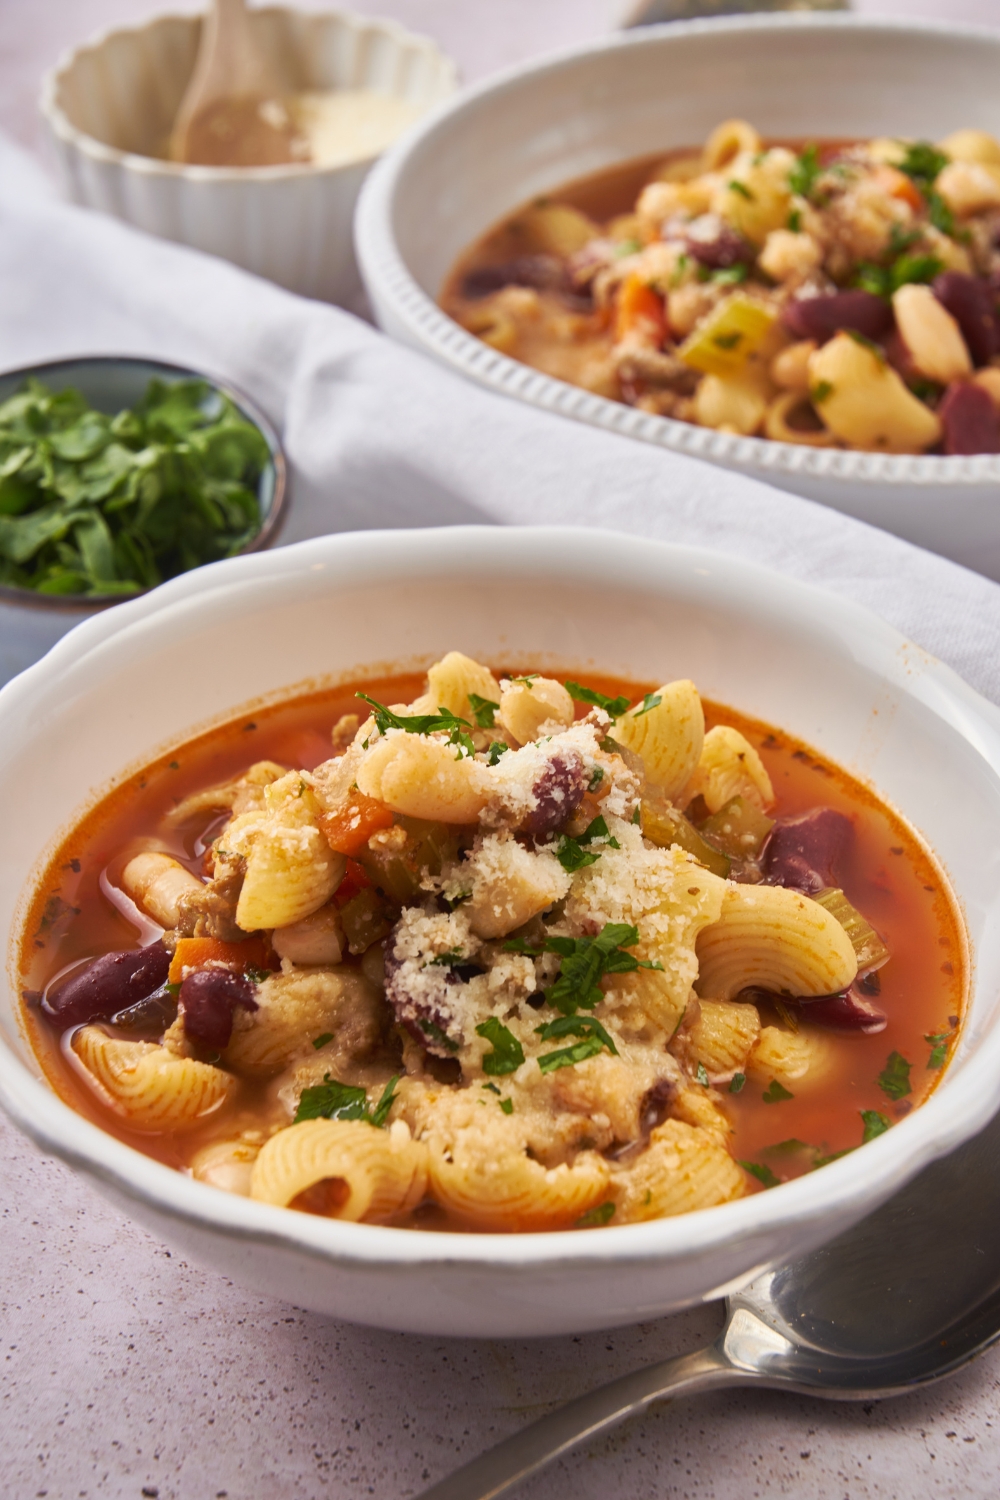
(417, 1106, 1000, 1500)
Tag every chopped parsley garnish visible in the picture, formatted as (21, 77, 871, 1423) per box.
(482, 1081, 501, 1094)
(243, 964, 271, 984)
(510, 674, 538, 687)
(898, 141, 949, 194)
(554, 814, 621, 873)
(356, 694, 475, 757)
(294, 1072, 399, 1128)
(312, 1032, 334, 1050)
(787, 208, 803, 233)
(762, 1079, 795, 1104)
(165, 981, 181, 999)
(631, 804, 642, 825)
(788, 143, 822, 200)
(711, 263, 749, 286)
(811, 381, 834, 405)
(739, 1160, 781, 1189)
(476, 1017, 525, 1076)
(417, 1018, 460, 1053)
(878, 1050, 912, 1101)
(487, 741, 509, 765)
(588, 766, 605, 792)
(729, 1072, 746, 1094)
(0, 376, 267, 598)
(695, 1062, 709, 1086)
(633, 692, 662, 718)
(499, 1097, 514, 1114)
(855, 252, 944, 300)
(927, 190, 955, 237)
(713, 332, 743, 350)
(813, 1147, 856, 1168)
(861, 1109, 891, 1142)
(763, 1138, 813, 1155)
(576, 1201, 616, 1228)
(564, 681, 631, 717)
(728, 179, 754, 201)
(537, 1032, 610, 1074)
(428, 948, 467, 967)
(467, 692, 499, 728)
(506, 922, 662, 1018)
(924, 1028, 954, 1070)
(536, 1013, 618, 1060)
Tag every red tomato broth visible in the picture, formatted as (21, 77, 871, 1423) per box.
(17, 670, 966, 1216)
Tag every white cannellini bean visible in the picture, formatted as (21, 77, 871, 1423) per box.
(892, 284, 971, 384)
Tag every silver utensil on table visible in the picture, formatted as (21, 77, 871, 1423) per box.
(417, 1105, 1000, 1499)
(623, 0, 848, 26)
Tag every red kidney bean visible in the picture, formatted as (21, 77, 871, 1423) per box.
(763, 808, 853, 894)
(523, 750, 589, 839)
(932, 272, 998, 367)
(180, 968, 257, 1051)
(461, 256, 567, 300)
(783, 291, 893, 344)
(682, 216, 751, 270)
(798, 985, 887, 1034)
(43, 942, 170, 1029)
(939, 380, 1000, 455)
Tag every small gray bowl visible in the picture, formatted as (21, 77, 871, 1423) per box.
(0, 356, 287, 687)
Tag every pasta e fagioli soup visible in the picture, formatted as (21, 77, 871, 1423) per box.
(19, 654, 965, 1233)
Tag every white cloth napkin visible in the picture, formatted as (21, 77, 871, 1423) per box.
(2, 134, 1000, 705)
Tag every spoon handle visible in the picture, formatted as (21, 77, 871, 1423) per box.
(415, 1341, 739, 1500)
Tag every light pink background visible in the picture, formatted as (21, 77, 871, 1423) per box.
(3, 3, 1000, 1497)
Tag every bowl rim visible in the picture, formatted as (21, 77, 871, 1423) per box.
(354, 11, 1000, 491)
(39, 4, 460, 184)
(3, 522, 1000, 1275)
(0, 354, 289, 614)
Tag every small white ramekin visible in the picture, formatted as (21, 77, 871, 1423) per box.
(41, 6, 457, 306)
(356, 15, 1000, 579)
(2, 526, 1000, 1336)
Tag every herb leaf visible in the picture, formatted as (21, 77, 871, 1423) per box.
(924, 1027, 955, 1070)
(788, 143, 821, 200)
(370, 1075, 401, 1128)
(537, 1033, 608, 1073)
(295, 1075, 367, 1124)
(312, 1032, 334, 1050)
(487, 741, 508, 765)
(695, 1062, 709, 1086)
(357, 693, 473, 742)
(632, 692, 663, 719)
(860, 1109, 891, 1142)
(564, 681, 631, 717)
(476, 1017, 525, 1076)
(762, 1079, 795, 1104)
(877, 1050, 912, 1101)
(467, 693, 499, 729)
(729, 1072, 746, 1094)
(577, 1201, 616, 1227)
(739, 1160, 781, 1189)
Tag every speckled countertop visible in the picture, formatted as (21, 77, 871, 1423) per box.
(4, 3, 1000, 1497)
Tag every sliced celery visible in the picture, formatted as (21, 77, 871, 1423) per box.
(678, 295, 778, 377)
(699, 796, 774, 860)
(814, 888, 890, 973)
(641, 800, 730, 879)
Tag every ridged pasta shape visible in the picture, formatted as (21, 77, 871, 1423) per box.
(669, 1087, 733, 1144)
(679, 999, 761, 1078)
(749, 1025, 833, 1085)
(695, 884, 858, 1001)
(356, 733, 490, 823)
(73, 1026, 235, 1130)
(702, 118, 762, 171)
(609, 965, 690, 1038)
(164, 761, 287, 826)
(613, 680, 705, 799)
(225, 968, 382, 1078)
(683, 726, 774, 813)
(409, 651, 502, 720)
(499, 677, 574, 745)
(121, 851, 203, 928)
(190, 1138, 260, 1195)
(427, 1136, 610, 1232)
(228, 772, 345, 932)
(611, 1119, 744, 1223)
(251, 1119, 429, 1222)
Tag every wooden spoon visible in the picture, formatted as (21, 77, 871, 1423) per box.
(169, 0, 307, 167)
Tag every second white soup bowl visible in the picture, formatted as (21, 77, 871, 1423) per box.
(2, 527, 1000, 1337)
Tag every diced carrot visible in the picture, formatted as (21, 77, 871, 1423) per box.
(332, 858, 372, 909)
(876, 165, 924, 213)
(319, 791, 395, 856)
(168, 934, 272, 985)
(615, 273, 667, 346)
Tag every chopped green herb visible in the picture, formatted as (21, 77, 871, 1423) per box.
(576, 1201, 616, 1227)
(487, 741, 509, 765)
(467, 693, 499, 728)
(908, 378, 942, 403)
(482, 1081, 501, 1095)
(243, 964, 271, 984)
(564, 681, 631, 717)
(878, 1050, 912, 1100)
(888, 223, 921, 257)
(788, 143, 822, 200)
(898, 141, 949, 193)
(762, 1138, 814, 1156)
(588, 765, 605, 792)
(533, 922, 662, 1016)
(537, 1034, 608, 1073)
(356, 693, 475, 750)
(536, 1014, 618, 1066)
(813, 1147, 856, 1168)
(924, 1028, 954, 1070)
(860, 1109, 891, 1142)
(553, 835, 602, 873)
(729, 1072, 746, 1094)
(855, 252, 943, 301)
(695, 1062, 709, 1086)
(165, 981, 181, 999)
(311, 1032, 334, 1050)
(713, 332, 743, 350)
(293, 1073, 399, 1128)
(631, 804, 642, 825)
(417, 1018, 460, 1053)
(787, 208, 803, 233)
(633, 692, 663, 718)
(499, 1097, 514, 1115)
(428, 948, 467, 967)
(811, 381, 834, 405)
(846, 329, 887, 361)
(762, 1078, 795, 1104)
(711, 263, 750, 286)
(739, 1160, 781, 1189)
(476, 1017, 525, 1076)
(510, 674, 538, 688)
(728, 179, 754, 200)
(0, 377, 267, 597)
